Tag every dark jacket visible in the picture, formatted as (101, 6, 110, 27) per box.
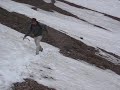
(25, 22, 46, 37)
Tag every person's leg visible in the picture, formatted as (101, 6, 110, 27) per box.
(34, 36, 43, 55)
(37, 36, 43, 51)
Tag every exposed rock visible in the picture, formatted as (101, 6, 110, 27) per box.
(12, 79, 56, 90)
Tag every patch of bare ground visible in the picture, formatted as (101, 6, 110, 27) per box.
(0, 7, 30, 34)
(12, 79, 56, 90)
(0, 7, 120, 89)
(58, 0, 120, 22)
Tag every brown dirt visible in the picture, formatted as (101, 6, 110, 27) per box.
(0, 5, 120, 90)
(0, 7, 30, 34)
(12, 79, 56, 90)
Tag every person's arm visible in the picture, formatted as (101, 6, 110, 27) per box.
(41, 23, 48, 32)
(23, 25, 32, 40)
(38, 22, 48, 32)
(43, 25, 48, 33)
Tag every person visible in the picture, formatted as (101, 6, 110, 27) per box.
(51, 0, 55, 4)
(23, 18, 47, 55)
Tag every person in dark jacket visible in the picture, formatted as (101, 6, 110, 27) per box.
(51, 0, 55, 4)
(23, 18, 46, 55)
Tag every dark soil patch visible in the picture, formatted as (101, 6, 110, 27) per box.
(0, 6, 120, 75)
(12, 79, 56, 90)
(0, 7, 30, 34)
(58, 0, 120, 22)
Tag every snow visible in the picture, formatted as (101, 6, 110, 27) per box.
(96, 49, 120, 65)
(43, 0, 52, 3)
(0, 0, 120, 60)
(0, 24, 31, 89)
(55, 1, 120, 33)
(64, 0, 120, 18)
(23, 3, 81, 23)
(0, 24, 120, 90)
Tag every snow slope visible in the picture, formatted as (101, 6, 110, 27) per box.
(55, 1, 120, 33)
(64, 0, 120, 18)
(0, 0, 120, 57)
(0, 24, 120, 90)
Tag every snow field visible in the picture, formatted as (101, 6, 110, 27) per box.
(0, 24, 120, 90)
(0, 0, 120, 90)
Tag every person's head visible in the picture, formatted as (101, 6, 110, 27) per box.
(31, 18, 37, 25)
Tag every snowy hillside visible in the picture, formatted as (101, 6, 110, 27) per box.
(0, 0, 120, 56)
(0, 24, 120, 90)
(0, 0, 120, 90)
(64, 0, 120, 18)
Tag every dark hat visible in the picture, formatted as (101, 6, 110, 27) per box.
(31, 18, 37, 21)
